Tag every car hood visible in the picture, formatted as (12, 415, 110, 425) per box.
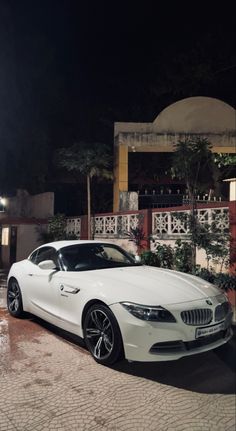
(65, 265, 221, 306)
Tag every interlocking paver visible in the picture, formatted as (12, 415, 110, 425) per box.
(0, 410, 17, 431)
(0, 303, 235, 431)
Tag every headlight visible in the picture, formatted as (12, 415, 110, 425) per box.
(121, 302, 176, 322)
(216, 293, 228, 303)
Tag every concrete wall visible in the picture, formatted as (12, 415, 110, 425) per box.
(115, 131, 236, 153)
(0, 190, 53, 267)
(6, 190, 54, 218)
(1, 223, 47, 268)
(28, 193, 54, 218)
(6, 190, 30, 217)
(153, 97, 236, 133)
(119, 192, 139, 211)
(1, 242, 10, 268)
(16, 224, 43, 261)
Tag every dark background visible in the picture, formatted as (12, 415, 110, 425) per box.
(0, 1, 235, 213)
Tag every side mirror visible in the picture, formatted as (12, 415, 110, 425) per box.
(38, 260, 58, 270)
(134, 255, 141, 263)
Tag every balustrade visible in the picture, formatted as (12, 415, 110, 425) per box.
(152, 207, 229, 237)
(92, 213, 140, 237)
(66, 207, 229, 239)
(66, 217, 81, 237)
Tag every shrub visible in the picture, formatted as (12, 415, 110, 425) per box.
(193, 267, 216, 284)
(154, 243, 174, 269)
(141, 250, 160, 267)
(140, 244, 235, 292)
(214, 273, 236, 291)
(141, 244, 174, 268)
(126, 227, 146, 249)
(194, 268, 236, 291)
(174, 240, 192, 273)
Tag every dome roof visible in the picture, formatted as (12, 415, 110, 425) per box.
(153, 97, 235, 133)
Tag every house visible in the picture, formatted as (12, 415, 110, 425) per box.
(0, 190, 54, 268)
(113, 96, 236, 211)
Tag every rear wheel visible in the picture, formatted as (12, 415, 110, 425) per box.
(84, 304, 123, 365)
(7, 279, 24, 317)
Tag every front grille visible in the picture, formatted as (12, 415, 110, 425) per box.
(185, 329, 229, 350)
(215, 302, 231, 322)
(181, 309, 212, 326)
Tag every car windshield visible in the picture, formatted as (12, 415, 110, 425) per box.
(59, 243, 140, 272)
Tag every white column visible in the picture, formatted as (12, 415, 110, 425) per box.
(223, 178, 236, 202)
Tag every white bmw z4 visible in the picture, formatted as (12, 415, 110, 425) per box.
(7, 240, 233, 365)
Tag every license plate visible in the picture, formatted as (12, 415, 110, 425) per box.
(196, 321, 225, 339)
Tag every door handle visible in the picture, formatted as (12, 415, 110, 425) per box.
(60, 284, 80, 294)
(65, 288, 80, 294)
(28, 274, 33, 276)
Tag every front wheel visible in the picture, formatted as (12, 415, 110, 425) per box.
(7, 279, 24, 317)
(84, 304, 123, 365)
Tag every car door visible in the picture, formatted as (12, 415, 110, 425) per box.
(25, 246, 62, 322)
(54, 271, 83, 332)
(54, 245, 87, 332)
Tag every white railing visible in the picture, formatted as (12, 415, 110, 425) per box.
(92, 213, 140, 237)
(66, 217, 81, 237)
(66, 207, 229, 239)
(152, 207, 229, 237)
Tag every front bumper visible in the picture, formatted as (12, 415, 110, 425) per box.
(110, 302, 233, 362)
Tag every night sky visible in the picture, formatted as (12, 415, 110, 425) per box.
(0, 1, 235, 211)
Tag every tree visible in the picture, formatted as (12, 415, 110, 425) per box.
(55, 142, 112, 239)
(213, 153, 236, 182)
(171, 136, 214, 201)
(171, 136, 215, 267)
(204, 231, 230, 272)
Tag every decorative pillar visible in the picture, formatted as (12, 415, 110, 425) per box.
(223, 178, 236, 274)
(140, 209, 152, 251)
(229, 199, 236, 274)
(79, 215, 88, 239)
(223, 179, 236, 314)
(113, 144, 128, 212)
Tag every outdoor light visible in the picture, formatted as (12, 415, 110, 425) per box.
(0, 197, 6, 206)
(0, 196, 6, 212)
(1, 227, 9, 246)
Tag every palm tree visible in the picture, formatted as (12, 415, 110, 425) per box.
(56, 142, 112, 239)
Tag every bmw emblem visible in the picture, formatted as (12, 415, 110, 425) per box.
(206, 299, 213, 306)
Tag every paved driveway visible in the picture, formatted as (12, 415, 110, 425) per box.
(0, 288, 235, 431)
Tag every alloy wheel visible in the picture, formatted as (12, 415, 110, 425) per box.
(85, 309, 114, 360)
(8, 280, 20, 313)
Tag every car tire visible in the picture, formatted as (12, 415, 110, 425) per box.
(7, 278, 24, 318)
(84, 303, 123, 365)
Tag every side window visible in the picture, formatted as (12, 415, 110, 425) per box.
(34, 247, 59, 267)
(29, 250, 38, 264)
(100, 246, 130, 263)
